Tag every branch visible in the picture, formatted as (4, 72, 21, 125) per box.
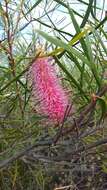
(0, 136, 107, 169)
(0, 139, 53, 170)
(62, 85, 107, 136)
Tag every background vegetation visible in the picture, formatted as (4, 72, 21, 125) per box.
(0, 0, 107, 189)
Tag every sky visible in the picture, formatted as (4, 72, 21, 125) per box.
(0, 0, 107, 43)
(26, 0, 107, 38)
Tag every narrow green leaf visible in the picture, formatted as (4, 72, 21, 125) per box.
(81, 0, 94, 28)
(85, 35, 101, 86)
(55, 57, 89, 101)
(36, 30, 89, 65)
(68, 7, 90, 60)
(54, 0, 83, 18)
(95, 30, 107, 56)
(26, 0, 42, 15)
(97, 97, 107, 121)
(36, 30, 101, 86)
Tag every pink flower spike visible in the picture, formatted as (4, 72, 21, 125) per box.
(30, 57, 69, 123)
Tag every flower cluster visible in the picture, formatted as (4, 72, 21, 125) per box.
(30, 57, 69, 123)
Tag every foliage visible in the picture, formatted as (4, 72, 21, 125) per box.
(0, 0, 107, 189)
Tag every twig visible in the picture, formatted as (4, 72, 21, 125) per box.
(0, 136, 107, 169)
(0, 86, 107, 169)
(0, 139, 53, 170)
(62, 85, 107, 136)
(0, 52, 41, 93)
(54, 104, 72, 143)
(54, 184, 73, 190)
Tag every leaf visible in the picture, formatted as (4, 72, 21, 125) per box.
(97, 97, 107, 121)
(102, 164, 107, 174)
(36, 29, 101, 86)
(68, 6, 90, 59)
(25, 0, 43, 15)
(54, 0, 83, 18)
(81, 0, 94, 28)
(95, 30, 107, 56)
(55, 57, 89, 101)
(36, 30, 90, 65)
(49, 27, 92, 56)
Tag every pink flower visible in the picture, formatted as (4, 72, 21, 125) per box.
(30, 57, 69, 123)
